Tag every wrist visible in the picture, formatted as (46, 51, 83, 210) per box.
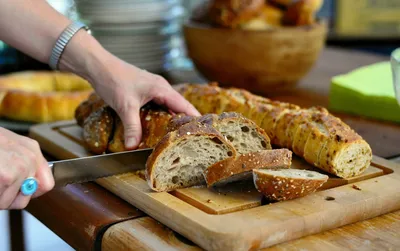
(57, 29, 114, 85)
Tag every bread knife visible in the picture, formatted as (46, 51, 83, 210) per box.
(20, 148, 153, 196)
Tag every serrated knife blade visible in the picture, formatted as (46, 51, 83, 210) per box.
(49, 148, 153, 187)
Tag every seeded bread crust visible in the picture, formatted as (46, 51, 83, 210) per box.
(204, 149, 292, 187)
(167, 111, 272, 153)
(145, 121, 238, 192)
(253, 169, 329, 201)
(175, 83, 372, 179)
(75, 83, 372, 179)
(82, 106, 114, 154)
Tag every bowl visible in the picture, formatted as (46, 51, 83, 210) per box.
(183, 19, 328, 95)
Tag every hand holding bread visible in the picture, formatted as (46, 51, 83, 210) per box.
(76, 82, 372, 202)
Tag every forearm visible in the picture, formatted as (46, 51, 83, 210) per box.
(0, 0, 115, 81)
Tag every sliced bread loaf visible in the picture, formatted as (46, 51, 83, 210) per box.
(167, 112, 272, 155)
(253, 169, 329, 201)
(145, 121, 237, 192)
(204, 149, 293, 187)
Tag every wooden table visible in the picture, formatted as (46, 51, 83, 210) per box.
(25, 47, 400, 250)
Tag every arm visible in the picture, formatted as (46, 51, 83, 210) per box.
(0, 0, 106, 81)
(0, 0, 200, 210)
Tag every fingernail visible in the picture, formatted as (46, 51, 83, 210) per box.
(125, 137, 137, 149)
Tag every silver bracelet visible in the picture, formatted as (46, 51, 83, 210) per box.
(49, 21, 91, 70)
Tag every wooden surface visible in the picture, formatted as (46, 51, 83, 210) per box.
(26, 181, 145, 250)
(29, 120, 400, 251)
(102, 211, 400, 251)
(24, 47, 400, 251)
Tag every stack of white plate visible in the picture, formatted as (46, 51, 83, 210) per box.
(74, 0, 186, 73)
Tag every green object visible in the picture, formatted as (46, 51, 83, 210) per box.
(329, 61, 400, 124)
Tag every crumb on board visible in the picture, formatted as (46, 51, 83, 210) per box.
(352, 184, 362, 191)
(206, 199, 212, 203)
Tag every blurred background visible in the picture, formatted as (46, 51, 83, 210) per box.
(1, 0, 399, 250)
(1, 0, 399, 75)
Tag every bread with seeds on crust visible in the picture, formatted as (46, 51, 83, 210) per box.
(253, 168, 328, 201)
(145, 121, 237, 192)
(204, 149, 292, 187)
(167, 111, 272, 155)
(175, 83, 372, 179)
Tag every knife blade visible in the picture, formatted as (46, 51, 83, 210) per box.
(20, 148, 153, 195)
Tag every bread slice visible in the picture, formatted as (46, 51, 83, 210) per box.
(145, 121, 237, 192)
(167, 112, 272, 155)
(204, 149, 292, 187)
(253, 169, 329, 201)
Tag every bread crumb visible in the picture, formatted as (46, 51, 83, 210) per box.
(206, 199, 212, 203)
(352, 185, 361, 191)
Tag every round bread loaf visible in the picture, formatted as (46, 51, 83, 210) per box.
(0, 71, 93, 123)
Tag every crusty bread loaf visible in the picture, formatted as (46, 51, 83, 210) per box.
(145, 121, 237, 192)
(0, 71, 93, 123)
(253, 168, 328, 201)
(175, 83, 372, 179)
(283, 0, 324, 26)
(75, 95, 174, 153)
(204, 149, 292, 187)
(167, 112, 272, 154)
(207, 0, 265, 28)
(82, 106, 114, 154)
(240, 3, 284, 30)
(75, 82, 372, 179)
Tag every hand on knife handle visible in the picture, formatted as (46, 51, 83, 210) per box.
(0, 128, 54, 210)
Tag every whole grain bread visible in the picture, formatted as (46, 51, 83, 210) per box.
(145, 121, 237, 192)
(253, 168, 328, 201)
(168, 112, 272, 154)
(204, 149, 292, 187)
(175, 83, 372, 179)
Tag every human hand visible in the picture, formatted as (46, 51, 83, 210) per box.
(0, 128, 54, 210)
(85, 55, 201, 149)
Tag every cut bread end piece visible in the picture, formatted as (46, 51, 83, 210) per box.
(253, 169, 329, 201)
(145, 121, 237, 192)
(204, 149, 292, 187)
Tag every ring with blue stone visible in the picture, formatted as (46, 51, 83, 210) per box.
(20, 177, 38, 196)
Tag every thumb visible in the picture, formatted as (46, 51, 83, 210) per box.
(119, 106, 142, 150)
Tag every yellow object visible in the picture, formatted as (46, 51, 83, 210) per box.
(335, 0, 400, 37)
(0, 71, 93, 123)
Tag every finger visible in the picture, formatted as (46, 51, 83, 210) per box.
(119, 104, 143, 149)
(32, 159, 54, 198)
(155, 88, 201, 116)
(8, 193, 31, 210)
(0, 176, 25, 210)
(0, 150, 30, 199)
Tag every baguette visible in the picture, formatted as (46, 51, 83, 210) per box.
(176, 83, 372, 178)
(204, 149, 292, 187)
(145, 121, 237, 192)
(253, 168, 328, 201)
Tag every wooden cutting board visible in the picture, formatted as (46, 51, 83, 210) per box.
(30, 121, 400, 251)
